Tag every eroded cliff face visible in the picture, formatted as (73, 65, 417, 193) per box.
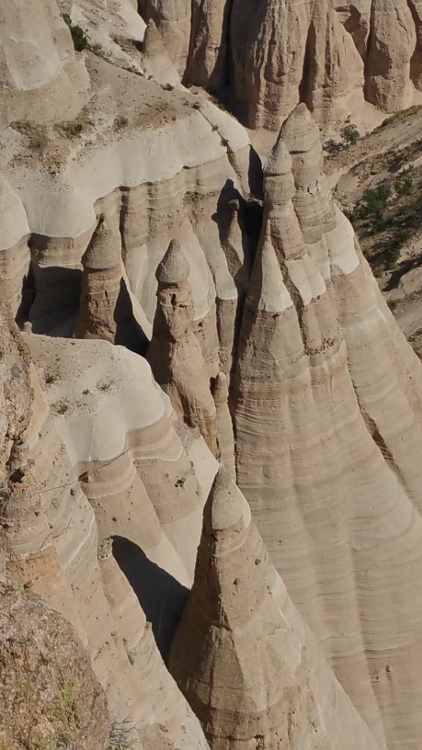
(141, 0, 422, 128)
(2, 1, 422, 750)
(233, 103, 422, 749)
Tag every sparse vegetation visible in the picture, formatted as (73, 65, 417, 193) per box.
(10, 120, 48, 153)
(114, 115, 129, 131)
(341, 123, 360, 146)
(395, 168, 414, 196)
(62, 13, 88, 52)
(345, 174, 422, 271)
(108, 718, 137, 750)
(56, 120, 84, 137)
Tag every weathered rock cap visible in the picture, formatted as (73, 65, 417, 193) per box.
(156, 239, 190, 285)
(143, 18, 167, 57)
(212, 371, 229, 404)
(204, 465, 248, 534)
(265, 137, 292, 176)
(281, 103, 321, 154)
(83, 216, 121, 270)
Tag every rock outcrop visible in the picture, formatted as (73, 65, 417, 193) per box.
(147, 239, 220, 456)
(74, 215, 146, 352)
(233, 102, 422, 748)
(0, 0, 89, 124)
(4, 1, 422, 749)
(183, 0, 422, 128)
(0, 580, 109, 750)
(170, 467, 382, 750)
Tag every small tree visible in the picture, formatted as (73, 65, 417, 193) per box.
(62, 14, 88, 52)
(341, 123, 360, 146)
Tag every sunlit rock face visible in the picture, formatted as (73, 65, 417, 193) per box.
(3, 1, 422, 748)
(233, 103, 422, 749)
(180, 0, 422, 128)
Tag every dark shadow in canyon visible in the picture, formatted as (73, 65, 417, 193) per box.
(212, 178, 262, 391)
(112, 535, 189, 662)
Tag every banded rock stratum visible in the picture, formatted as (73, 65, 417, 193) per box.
(1, 1, 422, 749)
(142, 0, 422, 128)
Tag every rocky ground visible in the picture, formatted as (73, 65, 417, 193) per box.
(325, 106, 422, 357)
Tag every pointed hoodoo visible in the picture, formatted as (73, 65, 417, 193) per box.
(82, 216, 121, 271)
(142, 18, 167, 58)
(263, 137, 295, 208)
(156, 238, 190, 285)
(141, 18, 180, 87)
(280, 102, 321, 154)
(170, 466, 331, 750)
(264, 136, 292, 177)
(280, 104, 336, 240)
(75, 216, 145, 351)
(212, 372, 236, 480)
(74, 215, 123, 343)
(147, 239, 220, 456)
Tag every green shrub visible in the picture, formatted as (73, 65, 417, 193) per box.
(62, 14, 88, 52)
(341, 123, 360, 146)
(114, 115, 129, 130)
(395, 170, 414, 196)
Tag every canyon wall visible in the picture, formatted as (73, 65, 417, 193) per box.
(2, 1, 422, 749)
(143, 0, 422, 128)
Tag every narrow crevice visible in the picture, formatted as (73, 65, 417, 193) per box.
(298, 22, 317, 110)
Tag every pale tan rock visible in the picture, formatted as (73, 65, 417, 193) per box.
(1, 324, 212, 750)
(147, 239, 220, 457)
(233, 105, 422, 748)
(365, 0, 416, 110)
(141, 19, 180, 86)
(170, 467, 381, 750)
(185, 0, 422, 128)
(0, 0, 89, 124)
(212, 372, 236, 480)
(74, 215, 146, 352)
(138, 0, 191, 73)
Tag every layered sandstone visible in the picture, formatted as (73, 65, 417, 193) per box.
(183, 0, 422, 128)
(170, 467, 383, 750)
(147, 239, 219, 455)
(4, 1, 422, 749)
(0, 580, 109, 750)
(2, 321, 212, 749)
(233, 103, 422, 749)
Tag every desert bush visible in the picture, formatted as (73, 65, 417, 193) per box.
(108, 718, 136, 750)
(395, 170, 414, 196)
(341, 123, 360, 146)
(62, 14, 88, 52)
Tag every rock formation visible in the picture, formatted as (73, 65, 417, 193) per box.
(170, 467, 382, 750)
(212, 372, 236, 479)
(233, 102, 422, 748)
(183, 0, 422, 128)
(74, 214, 146, 352)
(147, 239, 220, 456)
(3, 1, 422, 749)
(0, 579, 109, 750)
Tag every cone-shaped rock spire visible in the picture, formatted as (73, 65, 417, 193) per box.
(74, 215, 146, 352)
(156, 239, 190, 285)
(212, 372, 236, 479)
(170, 466, 332, 750)
(147, 240, 220, 456)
